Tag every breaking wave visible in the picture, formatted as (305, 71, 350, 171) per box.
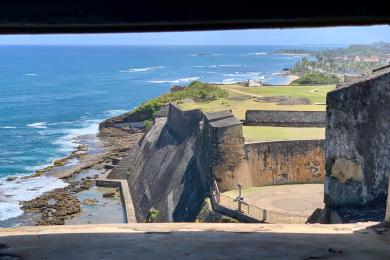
(27, 122, 47, 129)
(0, 176, 67, 221)
(119, 66, 165, 73)
(149, 77, 200, 84)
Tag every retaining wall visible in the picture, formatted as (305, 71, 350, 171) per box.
(244, 140, 325, 186)
(245, 110, 326, 127)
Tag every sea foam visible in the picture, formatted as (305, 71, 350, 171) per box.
(0, 175, 67, 221)
(149, 77, 200, 84)
(52, 119, 100, 153)
(119, 66, 165, 73)
(243, 52, 268, 56)
(27, 122, 47, 129)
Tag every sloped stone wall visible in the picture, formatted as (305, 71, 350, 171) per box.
(127, 105, 208, 222)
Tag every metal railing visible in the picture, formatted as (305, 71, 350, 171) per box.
(212, 179, 308, 223)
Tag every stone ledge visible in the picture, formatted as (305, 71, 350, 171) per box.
(96, 176, 136, 223)
(0, 222, 380, 236)
(204, 110, 234, 122)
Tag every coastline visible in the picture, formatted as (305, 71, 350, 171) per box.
(0, 69, 298, 226)
(285, 74, 300, 85)
(0, 119, 144, 227)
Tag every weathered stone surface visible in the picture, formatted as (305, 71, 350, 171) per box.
(325, 68, 390, 215)
(22, 189, 81, 225)
(204, 110, 234, 122)
(126, 104, 325, 221)
(127, 105, 208, 222)
(331, 159, 363, 183)
(245, 110, 326, 127)
(386, 176, 390, 223)
(240, 140, 325, 188)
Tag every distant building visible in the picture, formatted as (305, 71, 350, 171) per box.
(243, 79, 263, 87)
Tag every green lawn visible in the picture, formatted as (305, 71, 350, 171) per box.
(177, 84, 334, 119)
(243, 126, 325, 142)
(219, 84, 335, 104)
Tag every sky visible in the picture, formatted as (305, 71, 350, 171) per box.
(0, 25, 390, 46)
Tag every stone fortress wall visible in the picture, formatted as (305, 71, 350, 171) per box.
(324, 67, 390, 222)
(125, 103, 325, 221)
(207, 110, 325, 191)
(102, 68, 390, 224)
(245, 110, 326, 127)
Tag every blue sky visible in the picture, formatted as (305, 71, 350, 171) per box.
(0, 25, 390, 45)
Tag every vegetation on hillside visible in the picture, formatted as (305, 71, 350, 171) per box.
(134, 81, 228, 119)
(290, 71, 340, 85)
(274, 49, 312, 55)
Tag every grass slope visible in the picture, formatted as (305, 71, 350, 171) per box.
(178, 84, 335, 119)
(243, 126, 325, 142)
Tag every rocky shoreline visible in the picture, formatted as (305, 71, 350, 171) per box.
(9, 121, 145, 226)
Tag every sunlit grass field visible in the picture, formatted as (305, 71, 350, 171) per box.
(242, 126, 325, 142)
(177, 83, 331, 141)
(219, 84, 335, 104)
(178, 84, 335, 119)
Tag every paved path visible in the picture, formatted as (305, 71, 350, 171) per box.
(222, 87, 264, 98)
(1, 222, 389, 259)
(226, 184, 324, 218)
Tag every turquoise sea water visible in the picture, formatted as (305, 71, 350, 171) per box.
(0, 45, 334, 222)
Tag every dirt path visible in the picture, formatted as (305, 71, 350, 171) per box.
(222, 87, 264, 98)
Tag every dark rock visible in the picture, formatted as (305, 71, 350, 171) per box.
(99, 109, 153, 130)
(255, 95, 289, 102)
(82, 199, 98, 206)
(277, 97, 312, 105)
(103, 192, 115, 198)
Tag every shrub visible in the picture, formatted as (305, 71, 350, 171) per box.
(291, 71, 339, 85)
(145, 207, 160, 223)
(143, 119, 154, 130)
(134, 81, 227, 119)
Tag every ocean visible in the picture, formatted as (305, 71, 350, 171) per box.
(0, 44, 330, 223)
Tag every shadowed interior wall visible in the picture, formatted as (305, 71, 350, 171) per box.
(325, 68, 390, 209)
